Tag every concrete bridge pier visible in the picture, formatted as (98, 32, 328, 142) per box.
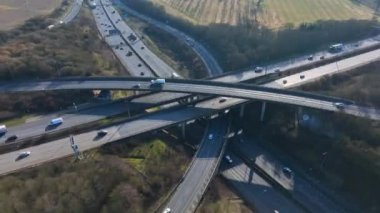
(260, 102, 267, 122)
(181, 123, 186, 139)
(239, 104, 246, 118)
(295, 106, 303, 129)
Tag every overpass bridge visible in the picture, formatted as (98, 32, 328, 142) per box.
(1, 77, 379, 120)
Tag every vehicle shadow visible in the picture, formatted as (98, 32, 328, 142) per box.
(45, 124, 61, 131)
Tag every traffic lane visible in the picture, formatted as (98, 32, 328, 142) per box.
(61, 0, 83, 23)
(91, 1, 154, 77)
(0, 101, 134, 144)
(267, 49, 380, 89)
(0, 96, 235, 176)
(101, 0, 174, 78)
(231, 139, 346, 213)
(220, 153, 305, 213)
(167, 118, 228, 212)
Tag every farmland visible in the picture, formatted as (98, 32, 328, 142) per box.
(150, 0, 378, 28)
(0, 0, 62, 30)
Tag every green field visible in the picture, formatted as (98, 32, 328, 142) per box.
(150, 0, 378, 28)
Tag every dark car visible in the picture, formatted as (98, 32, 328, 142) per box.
(307, 55, 314, 61)
(5, 135, 18, 143)
(97, 130, 108, 137)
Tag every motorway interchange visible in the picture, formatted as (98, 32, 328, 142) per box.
(1, 0, 380, 212)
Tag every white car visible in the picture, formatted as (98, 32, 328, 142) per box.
(225, 155, 233, 163)
(208, 134, 214, 140)
(334, 102, 345, 109)
(163, 207, 171, 213)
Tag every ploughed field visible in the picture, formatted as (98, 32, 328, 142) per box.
(0, 0, 62, 30)
(150, 0, 378, 28)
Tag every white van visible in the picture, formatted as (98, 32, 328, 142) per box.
(0, 125, 7, 134)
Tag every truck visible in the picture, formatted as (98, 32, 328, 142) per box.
(329, 43, 343, 53)
(150, 78, 166, 85)
(50, 117, 63, 126)
(0, 125, 7, 134)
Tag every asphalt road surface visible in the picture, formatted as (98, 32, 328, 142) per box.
(231, 138, 348, 213)
(0, 97, 236, 176)
(220, 152, 305, 213)
(60, 0, 83, 24)
(100, 0, 177, 78)
(91, 0, 155, 77)
(166, 117, 229, 213)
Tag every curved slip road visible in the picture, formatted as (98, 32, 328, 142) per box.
(165, 117, 229, 213)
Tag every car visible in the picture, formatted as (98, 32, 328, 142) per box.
(126, 51, 133, 56)
(133, 83, 141, 89)
(16, 151, 31, 161)
(59, 20, 64, 24)
(320, 55, 325, 60)
(254, 67, 264, 73)
(225, 155, 233, 163)
(141, 46, 145, 50)
(334, 102, 345, 109)
(219, 97, 227, 103)
(300, 75, 305, 79)
(137, 63, 142, 67)
(307, 55, 314, 61)
(282, 80, 287, 84)
(97, 130, 108, 137)
(163, 207, 171, 213)
(5, 135, 17, 143)
(140, 72, 145, 76)
(208, 134, 213, 140)
(282, 167, 293, 178)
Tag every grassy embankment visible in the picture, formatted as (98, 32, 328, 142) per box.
(197, 177, 253, 213)
(0, 136, 190, 212)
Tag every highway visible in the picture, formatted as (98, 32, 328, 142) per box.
(100, 0, 177, 78)
(220, 152, 305, 213)
(1, 48, 379, 149)
(165, 117, 229, 213)
(1, 78, 380, 120)
(2, 36, 377, 150)
(0, 96, 237, 176)
(60, 0, 83, 24)
(1, 39, 379, 176)
(231, 138, 348, 213)
(91, 0, 156, 77)
(112, 0, 223, 76)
